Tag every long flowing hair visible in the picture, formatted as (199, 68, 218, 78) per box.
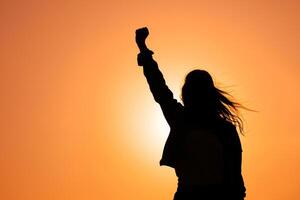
(213, 87, 245, 134)
(181, 69, 245, 135)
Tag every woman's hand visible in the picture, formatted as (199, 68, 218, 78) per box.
(135, 27, 149, 52)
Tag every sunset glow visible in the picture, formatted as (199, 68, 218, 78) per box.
(0, 1, 300, 200)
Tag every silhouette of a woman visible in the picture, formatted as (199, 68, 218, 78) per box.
(135, 27, 246, 200)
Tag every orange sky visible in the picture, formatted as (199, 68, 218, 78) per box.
(0, 0, 299, 199)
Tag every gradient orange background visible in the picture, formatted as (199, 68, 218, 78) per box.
(1, 1, 299, 199)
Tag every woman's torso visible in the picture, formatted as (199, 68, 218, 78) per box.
(175, 122, 225, 186)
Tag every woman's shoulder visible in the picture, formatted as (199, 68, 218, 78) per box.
(215, 118, 235, 130)
(216, 119, 242, 151)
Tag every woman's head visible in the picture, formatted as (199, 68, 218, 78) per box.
(182, 70, 215, 109)
(181, 69, 244, 134)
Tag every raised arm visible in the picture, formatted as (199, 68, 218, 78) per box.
(135, 27, 182, 126)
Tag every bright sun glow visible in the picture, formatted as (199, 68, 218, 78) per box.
(131, 101, 170, 159)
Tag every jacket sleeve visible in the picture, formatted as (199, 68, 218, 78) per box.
(138, 50, 183, 126)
